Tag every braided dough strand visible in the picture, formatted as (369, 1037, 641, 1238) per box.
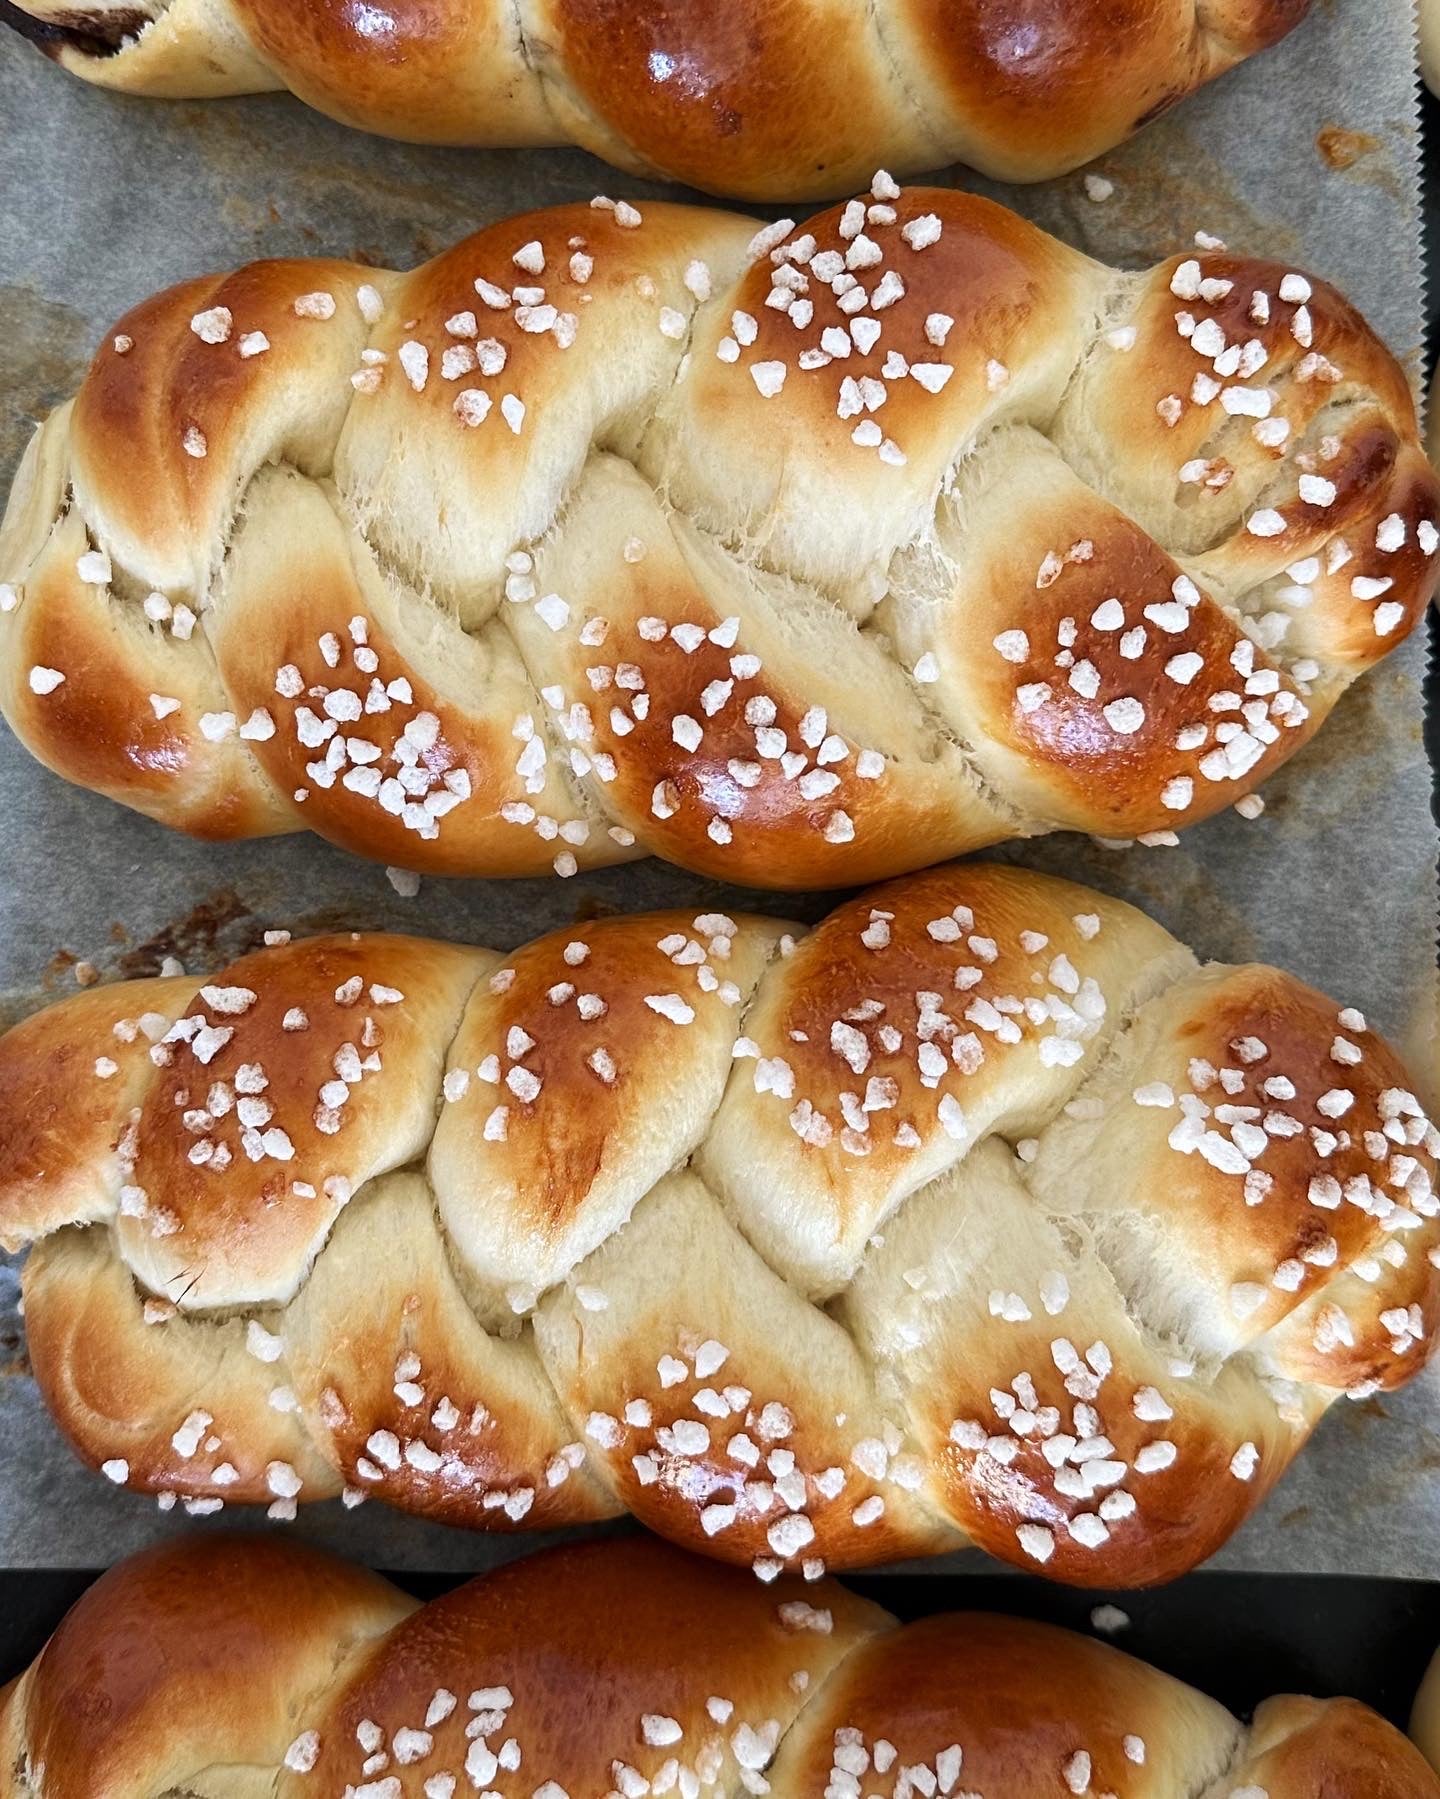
(3, 1533, 1438, 1798)
(2, 864, 1435, 1586)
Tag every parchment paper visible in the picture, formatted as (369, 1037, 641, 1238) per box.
(0, 0, 1437, 1575)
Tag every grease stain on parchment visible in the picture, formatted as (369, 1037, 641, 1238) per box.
(112, 883, 264, 979)
(1317, 125, 1382, 172)
(0, 888, 266, 1036)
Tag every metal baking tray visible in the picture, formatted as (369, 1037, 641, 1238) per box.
(1, 1559, 1436, 1741)
(0, 0, 1436, 1579)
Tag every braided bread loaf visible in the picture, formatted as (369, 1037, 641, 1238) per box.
(6, 1, 1312, 196)
(2, 184, 1434, 889)
(4, 1534, 1439, 1799)
(3, 865, 1435, 1587)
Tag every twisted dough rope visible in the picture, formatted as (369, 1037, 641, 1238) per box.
(1, 182, 1435, 890)
(2, 864, 1436, 1588)
(7, 0, 1311, 197)
(4, 1535, 1439, 1799)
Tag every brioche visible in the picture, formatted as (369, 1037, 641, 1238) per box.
(2, 864, 1435, 1587)
(5, 1, 1311, 197)
(1, 183, 1433, 888)
(3, 1533, 1438, 1798)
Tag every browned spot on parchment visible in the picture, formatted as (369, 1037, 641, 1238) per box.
(1317, 125, 1379, 171)
(113, 884, 263, 979)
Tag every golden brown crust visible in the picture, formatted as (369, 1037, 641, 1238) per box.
(534, 1172, 960, 1571)
(284, 1170, 620, 1527)
(1243, 1694, 1440, 1798)
(1, 866, 1435, 1585)
(905, 446, 1320, 836)
(0, 1534, 412, 1799)
(889, 1203, 1309, 1588)
(1054, 251, 1437, 684)
(699, 863, 1185, 1297)
(4, 1534, 1435, 1799)
(1028, 962, 1440, 1386)
(24, 1225, 340, 1505)
(296, 1537, 887, 1798)
(535, 0, 930, 198)
(429, 912, 783, 1299)
(516, 457, 1004, 885)
(899, 0, 1312, 182)
(650, 190, 1103, 597)
(230, 0, 555, 145)
(0, 972, 193, 1250)
(4, 184, 1430, 889)
(0, 487, 291, 839)
(118, 931, 486, 1308)
(70, 259, 375, 588)
(769, 1611, 1241, 1795)
(10, 0, 1311, 193)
